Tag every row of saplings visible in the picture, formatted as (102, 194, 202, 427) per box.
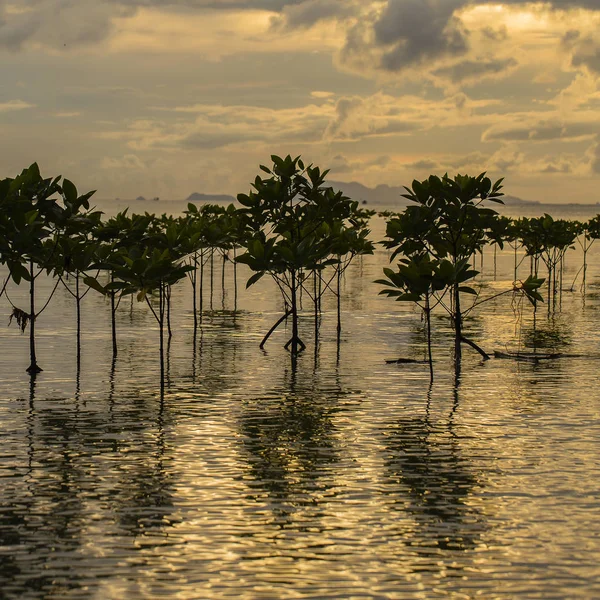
(1, 157, 598, 386)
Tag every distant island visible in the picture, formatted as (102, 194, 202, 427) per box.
(329, 180, 541, 208)
(187, 192, 236, 203)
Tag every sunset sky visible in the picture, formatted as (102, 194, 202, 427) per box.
(2, 0, 600, 203)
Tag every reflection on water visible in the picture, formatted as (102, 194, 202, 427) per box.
(382, 394, 486, 559)
(1, 211, 600, 598)
(239, 355, 342, 529)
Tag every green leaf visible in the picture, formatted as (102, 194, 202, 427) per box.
(458, 286, 477, 295)
(62, 179, 77, 204)
(246, 272, 265, 288)
(83, 276, 106, 295)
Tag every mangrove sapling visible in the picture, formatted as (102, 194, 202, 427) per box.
(51, 200, 103, 371)
(142, 212, 192, 340)
(237, 155, 343, 354)
(384, 173, 503, 364)
(110, 246, 192, 390)
(91, 211, 154, 358)
(298, 188, 374, 337)
(376, 254, 449, 382)
(55, 241, 100, 371)
(1, 164, 92, 373)
(571, 216, 600, 293)
(182, 204, 209, 326)
(487, 216, 513, 280)
(518, 215, 578, 313)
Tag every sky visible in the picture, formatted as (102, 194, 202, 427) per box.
(2, 0, 600, 203)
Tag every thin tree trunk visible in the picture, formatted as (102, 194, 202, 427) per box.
(553, 250, 557, 308)
(210, 249, 214, 310)
(166, 285, 172, 340)
(583, 243, 588, 293)
(425, 294, 433, 383)
(159, 283, 165, 394)
(494, 245, 497, 280)
(336, 265, 342, 336)
(76, 271, 81, 373)
(192, 252, 198, 333)
(318, 273, 322, 313)
(233, 247, 238, 311)
(110, 274, 118, 358)
(453, 283, 462, 370)
(560, 252, 564, 309)
(200, 249, 204, 317)
(27, 259, 41, 373)
(314, 271, 319, 340)
(291, 269, 299, 354)
(547, 262, 552, 316)
(222, 250, 226, 310)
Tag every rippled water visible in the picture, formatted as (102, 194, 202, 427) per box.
(1, 203, 600, 598)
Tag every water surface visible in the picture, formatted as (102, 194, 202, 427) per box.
(1, 203, 599, 598)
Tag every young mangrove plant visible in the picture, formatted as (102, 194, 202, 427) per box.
(381, 173, 544, 369)
(516, 215, 578, 312)
(91, 210, 153, 357)
(376, 253, 448, 382)
(1, 164, 94, 373)
(237, 155, 341, 354)
(49, 182, 102, 372)
(571, 216, 600, 293)
(108, 245, 192, 391)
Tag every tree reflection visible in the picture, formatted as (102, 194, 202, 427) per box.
(238, 355, 344, 528)
(0, 368, 179, 597)
(0, 397, 91, 596)
(190, 311, 243, 394)
(382, 391, 486, 557)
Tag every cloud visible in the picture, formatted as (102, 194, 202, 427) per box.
(271, 0, 356, 30)
(0, 0, 305, 51)
(0, 99, 35, 112)
(324, 93, 430, 141)
(328, 153, 390, 174)
(433, 57, 518, 84)
(101, 153, 147, 170)
(54, 111, 82, 118)
(482, 116, 600, 143)
(570, 37, 600, 75)
(310, 90, 335, 99)
(98, 101, 335, 151)
(0, 0, 138, 51)
(374, 0, 468, 71)
(406, 158, 439, 170)
(588, 137, 600, 174)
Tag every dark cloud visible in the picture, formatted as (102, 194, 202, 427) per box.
(481, 25, 508, 42)
(433, 57, 518, 83)
(0, 0, 306, 50)
(373, 0, 469, 71)
(483, 121, 597, 143)
(407, 158, 438, 170)
(337, 0, 600, 76)
(271, 0, 356, 30)
(571, 40, 600, 75)
(0, 0, 134, 50)
(116, 0, 305, 9)
(3, 0, 600, 60)
(541, 162, 571, 174)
